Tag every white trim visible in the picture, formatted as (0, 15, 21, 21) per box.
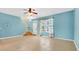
(54, 37, 74, 41)
(53, 9, 74, 15)
(55, 37, 79, 51)
(73, 40, 79, 51)
(0, 35, 22, 39)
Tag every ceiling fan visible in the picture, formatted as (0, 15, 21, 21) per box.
(24, 8, 38, 16)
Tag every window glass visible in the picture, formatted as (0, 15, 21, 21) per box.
(40, 18, 53, 37)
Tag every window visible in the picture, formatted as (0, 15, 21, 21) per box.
(48, 18, 54, 37)
(40, 18, 54, 37)
(40, 20, 48, 36)
(32, 18, 54, 37)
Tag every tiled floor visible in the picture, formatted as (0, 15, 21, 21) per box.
(0, 36, 77, 51)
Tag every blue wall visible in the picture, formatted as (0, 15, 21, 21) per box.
(32, 11, 74, 40)
(74, 9, 79, 48)
(0, 13, 25, 38)
(54, 11, 74, 40)
(0, 10, 75, 41)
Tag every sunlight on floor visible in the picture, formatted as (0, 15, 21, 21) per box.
(0, 36, 77, 51)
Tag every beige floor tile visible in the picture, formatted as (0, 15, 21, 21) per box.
(0, 36, 77, 51)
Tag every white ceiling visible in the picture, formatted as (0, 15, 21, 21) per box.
(0, 8, 73, 18)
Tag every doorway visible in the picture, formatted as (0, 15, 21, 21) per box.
(32, 18, 54, 37)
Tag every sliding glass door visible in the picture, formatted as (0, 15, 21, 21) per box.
(40, 20, 49, 36)
(48, 18, 54, 37)
(32, 18, 54, 37)
(40, 18, 54, 37)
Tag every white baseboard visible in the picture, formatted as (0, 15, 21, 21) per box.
(0, 35, 23, 39)
(54, 37, 74, 41)
(54, 37, 79, 51)
(73, 40, 79, 51)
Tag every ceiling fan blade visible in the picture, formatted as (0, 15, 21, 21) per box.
(32, 12, 38, 14)
(28, 8, 32, 13)
(23, 8, 38, 15)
